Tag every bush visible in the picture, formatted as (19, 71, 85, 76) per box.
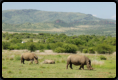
(27, 42, 36, 52)
(95, 43, 113, 54)
(2, 41, 10, 49)
(78, 45, 86, 53)
(46, 44, 51, 49)
(99, 55, 107, 60)
(54, 47, 65, 53)
(88, 47, 95, 54)
(5, 36, 9, 40)
(10, 38, 22, 43)
(8, 45, 15, 50)
(38, 44, 44, 50)
(82, 49, 88, 53)
(62, 44, 78, 53)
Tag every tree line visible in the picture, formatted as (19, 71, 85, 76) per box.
(2, 32, 116, 54)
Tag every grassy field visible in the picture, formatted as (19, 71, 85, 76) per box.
(2, 50, 116, 78)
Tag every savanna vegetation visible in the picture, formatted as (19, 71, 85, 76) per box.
(2, 32, 116, 54)
(2, 9, 116, 78)
(2, 50, 116, 78)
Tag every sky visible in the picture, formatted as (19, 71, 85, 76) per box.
(2, 2, 116, 20)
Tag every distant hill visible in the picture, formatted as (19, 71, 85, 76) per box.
(2, 9, 116, 36)
(2, 9, 116, 24)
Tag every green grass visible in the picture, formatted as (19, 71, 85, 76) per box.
(2, 50, 116, 78)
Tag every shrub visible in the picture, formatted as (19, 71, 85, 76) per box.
(8, 45, 15, 50)
(54, 47, 65, 53)
(95, 43, 113, 54)
(5, 36, 9, 40)
(2, 41, 10, 49)
(88, 47, 95, 54)
(38, 44, 44, 50)
(27, 42, 36, 52)
(10, 38, 22, 43)
(82, 49, 88, 53)
(62, 44, 78, 53)
(46, 44, 51, 49)
(99, 55, 107, 60)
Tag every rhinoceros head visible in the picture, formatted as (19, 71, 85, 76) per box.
(34, 56, 38, 64)
(87, 59, 93, 70)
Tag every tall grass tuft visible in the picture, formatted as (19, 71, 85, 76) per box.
(15, 56, 21, 61)
(9, 55, 15, 60)
(99, 55, 107, 60)
(91, 60, 104, 66)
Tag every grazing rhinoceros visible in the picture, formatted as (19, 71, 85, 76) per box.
(43, 60, 55, 64)
(66, 55, 93, 70)
(21, 53, 38, 64)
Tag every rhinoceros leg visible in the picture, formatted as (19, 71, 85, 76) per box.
(79, 64, 84, 70)
(69, 63, 73, 69)
(30, 60, 33, 64)
(22, 59, 25, 64)
(81, 65, 84, 70)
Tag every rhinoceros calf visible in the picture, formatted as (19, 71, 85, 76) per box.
(21, 53, 38, 64)
(43, 60, 55, 64)
(66, 55, 93, 70)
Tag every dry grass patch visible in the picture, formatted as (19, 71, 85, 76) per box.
(91, 60, 104, 66)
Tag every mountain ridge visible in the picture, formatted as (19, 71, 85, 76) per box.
(2, 9, 116, 36)
(2, 9, 116, 24)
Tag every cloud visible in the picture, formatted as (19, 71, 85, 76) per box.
(92, 14, 97, 17)
(111, 15, 116, 19)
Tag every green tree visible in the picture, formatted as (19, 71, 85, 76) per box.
(82, 49, 88, 53)
(27, 42, 36, 52)
(10, 38, 22, 43)
(2, 41, 10, 49)
(62, 43, 78, 53)
(95, 43, 113, 54)
(5, 36, 9, 40)
(88, 47, 95, 54)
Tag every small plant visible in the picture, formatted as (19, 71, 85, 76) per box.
(2, 66, 8, 69)
(61, 59, 65, 63)
(99, 55, 107, 60)
(56, 55, 62, 57)
(108, 75, 115, 78)
(19, 71, 22, 74)
(40, 65, 45, 68)
(15, 56, 21, 61)
(7, 70, 12, 74)
(56, 60, 60, 63)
